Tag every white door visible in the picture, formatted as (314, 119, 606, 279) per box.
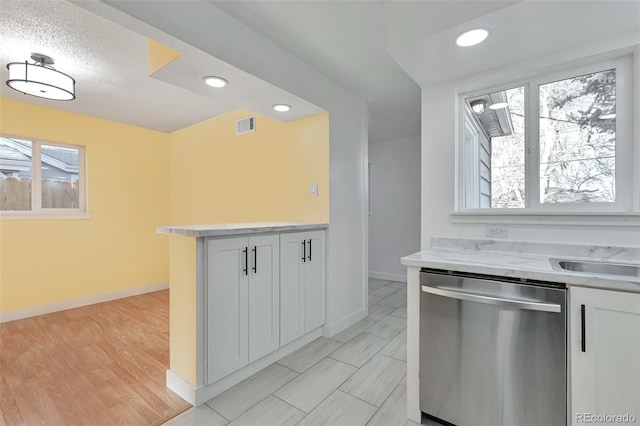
(303, 231, 326, 332)
(248, 234, 280, 362)
(207, 237, 249, 383)
(570, 287, 640, 425)
(280, 233, 305, 346)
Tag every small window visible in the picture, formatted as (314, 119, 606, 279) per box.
(459, 57, 631, 213)
(463, 86, 526, 209)
(0, 136, 86, 214)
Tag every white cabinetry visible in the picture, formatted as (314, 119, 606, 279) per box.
(280, 231, 326, 346)
(570, 287, 640, 425)
(206, 234, 279, 383)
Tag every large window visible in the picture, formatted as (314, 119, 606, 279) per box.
(459, 57, 631, 212)
(0, 136, 86, 215)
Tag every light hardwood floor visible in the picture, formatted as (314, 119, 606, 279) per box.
(0, 290, 190, 425)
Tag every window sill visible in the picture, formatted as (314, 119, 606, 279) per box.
(0, 212, 92, 220)
(450, 211, 640, 227)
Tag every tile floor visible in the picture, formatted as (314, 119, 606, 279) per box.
(165, 278, 437, 426)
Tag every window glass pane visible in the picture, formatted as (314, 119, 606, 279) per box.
(539, 69, 616, 203)
(41, 144, 80, 208)
(464, 86, 525, 209)
(0, 137, 32, 211)
(490, 87, 526, 208)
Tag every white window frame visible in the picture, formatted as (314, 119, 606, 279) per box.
(456, 55, 634, 216)
(463, 108, 482, 209)
(0, 136, 89, 220)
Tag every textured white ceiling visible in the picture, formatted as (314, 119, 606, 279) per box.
(0, 0, 324, 133)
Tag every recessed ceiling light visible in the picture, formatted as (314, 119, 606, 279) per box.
(273, 104, 291, 112)
(203, 76, 228, 88)
(455, 28, 489, 47)
(489, 102, 509, 110)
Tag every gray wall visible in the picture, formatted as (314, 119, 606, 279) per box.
(369, 136, 421, 282)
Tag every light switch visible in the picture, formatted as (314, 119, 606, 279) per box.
(310, 182, 318, 197)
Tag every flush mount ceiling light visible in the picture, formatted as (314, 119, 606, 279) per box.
(489, 102, 509, 110)
(203, 76, 228, 88)
(470, 100, 485, 114)
(273, 104, 291, 112)
(455, 28, 489, 47)
(6, 53, 75, 101)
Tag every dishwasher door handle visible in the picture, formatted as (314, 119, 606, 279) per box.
(421, 285, 562, 313)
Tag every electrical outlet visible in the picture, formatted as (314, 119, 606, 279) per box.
(310, 182, 318, 197)
(486, 225, 508, 238)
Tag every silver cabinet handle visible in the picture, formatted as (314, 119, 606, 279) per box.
(421, 285, 561, 313)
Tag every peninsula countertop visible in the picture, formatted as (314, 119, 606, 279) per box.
(401, 238, 640, 293)
(157, 222, 328, 237)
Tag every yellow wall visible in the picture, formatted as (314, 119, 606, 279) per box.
(168, 235, 197, 384)
(0, 98, 329, 385)
(148, 39, 182, 75)
(0, 98, 170, 312)
(169, 109, 329, 224)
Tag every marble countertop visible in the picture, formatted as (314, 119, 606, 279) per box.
(157, 222, 328, 237)
(401, 238, 640, 293)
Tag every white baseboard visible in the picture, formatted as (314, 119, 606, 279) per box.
(0, 282, 169, 323)
(168, 328, 322, 406)
(167, 369, 202, 406)
(321, 308, 367, 338)
(369, 271, 406, 283)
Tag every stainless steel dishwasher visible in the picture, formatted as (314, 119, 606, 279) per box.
(420, 269, 567, 426)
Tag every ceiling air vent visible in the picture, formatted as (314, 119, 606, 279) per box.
(236, 116, 256, 135)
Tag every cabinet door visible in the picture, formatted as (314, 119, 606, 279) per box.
(570, 287, 640, 425)
(303, 231, 326, 333)
(207, 237, 249, 383)
(248, 234, 280, 362)
(280, 233, 305, 346)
